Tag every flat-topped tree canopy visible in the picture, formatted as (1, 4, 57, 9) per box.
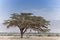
(3, 13, 50, 38)
(21, 13, 33, 15)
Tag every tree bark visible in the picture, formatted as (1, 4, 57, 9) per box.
(18, 26, 24, 38)
(20, 30, 24, 38)
(18, 26, 27, 38)
(20, 28, 27, 38)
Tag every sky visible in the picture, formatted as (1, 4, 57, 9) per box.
(0, 0, 60, 33)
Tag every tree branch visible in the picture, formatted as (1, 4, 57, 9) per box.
(23, 27, 28, 33)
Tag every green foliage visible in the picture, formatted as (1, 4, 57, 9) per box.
(3, 13, 50, 38)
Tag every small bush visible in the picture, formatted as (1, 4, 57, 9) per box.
(47, 35, 52, 37)
(56, 34, 59, 37)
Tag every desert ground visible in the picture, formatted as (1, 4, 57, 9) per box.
(0, 36, 60, 40)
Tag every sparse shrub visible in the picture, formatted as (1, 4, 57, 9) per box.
(47, 35, 51, 37)
(56, 34, 59, 37)
(38, 35, 43, 37)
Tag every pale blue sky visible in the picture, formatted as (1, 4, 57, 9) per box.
(0, 0, 60, 33)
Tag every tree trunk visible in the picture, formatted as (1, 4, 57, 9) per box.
(20, 30, 24, 38)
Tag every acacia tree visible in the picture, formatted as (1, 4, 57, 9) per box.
(3, 13, 50, 38)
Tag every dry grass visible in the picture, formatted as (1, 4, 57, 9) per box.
(0, 36, 60, 40)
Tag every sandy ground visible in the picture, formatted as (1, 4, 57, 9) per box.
(0, 36, 60, 40)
